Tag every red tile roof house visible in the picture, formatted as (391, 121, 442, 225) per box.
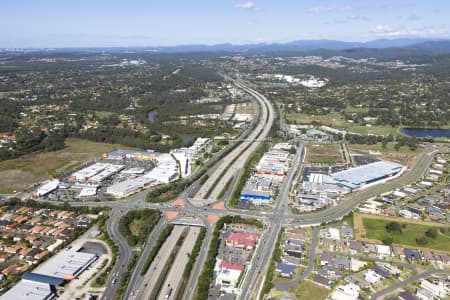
(226, 231, 259, 250)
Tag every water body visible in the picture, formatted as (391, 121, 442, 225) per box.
(401, 128, 450, 138)
(179, 134, 194, 145)
(147, 110, 158, 123)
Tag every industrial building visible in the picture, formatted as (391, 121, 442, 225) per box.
(32, 243, 97, 280)
(0, 243, 97, 300)
(239, 143, 293, 206)
(0, 278, 56, 300)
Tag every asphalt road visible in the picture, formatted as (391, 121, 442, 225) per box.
(135, 225, 186, 300)
(195, 78, 274, 200)
(239, 143, 305, 299)
(182, 223, 214, 300)
(158, 226, 200, 300)
(101, 208, 131, 300)
(54, 72, 447, 300)
(274, 227, 319, 291)
(370, 269, 450, 300)
(124, 217, 167, 299)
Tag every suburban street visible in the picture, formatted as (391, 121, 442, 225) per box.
(370, 269, 450, 300)
(62, 78, 448, 300)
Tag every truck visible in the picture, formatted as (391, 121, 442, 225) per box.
(164, 287, 173, 299)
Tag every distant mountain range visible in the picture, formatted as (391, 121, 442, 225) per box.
(137, 38, 450, 54)
(4, 38, 450, 55)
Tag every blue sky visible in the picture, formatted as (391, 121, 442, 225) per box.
(1, 0, 449, 47)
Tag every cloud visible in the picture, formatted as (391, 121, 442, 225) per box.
(307, 5, 352, 13)
(234, 1, 260, 10)
(333, 15, 370, 23)
(372, 24, 397, 35)
(371, 24, 450, 38)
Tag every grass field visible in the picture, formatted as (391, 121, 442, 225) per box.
(349, 143, 423, 168)
(288, 280, 329, 300)
(0, 138, 136, 193)
(235, 102, 255, 114)
(306, 143, 344, 164)
(285, 112, 399, 136)
(355, 213, 450, 251)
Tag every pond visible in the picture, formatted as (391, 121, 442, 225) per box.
(401, 128, 450, 138)
(179, 134, 195, 145)
(147, 110, 158, 123)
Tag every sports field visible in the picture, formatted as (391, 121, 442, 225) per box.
(354, 213, 450, 252)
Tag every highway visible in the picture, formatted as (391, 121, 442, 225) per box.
(194, 78, 274, 200)
(158, 226, 200, 300)
(57, 76, 448, 300)
(134, 225, 186, 300)
(124, 217, 167, 299)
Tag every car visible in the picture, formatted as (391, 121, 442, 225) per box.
(112, 278, 118, 284)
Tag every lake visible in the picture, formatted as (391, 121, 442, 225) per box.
(401, 128, 450, 138)
(147, 110, 158, 123)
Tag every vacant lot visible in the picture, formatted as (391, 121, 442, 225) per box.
(349, 143, 423, 168)
(0, 138, 135, 193)
(355, 213, 450, 251)
(306, 143, 344, 164)
(288, 279, 329, 300)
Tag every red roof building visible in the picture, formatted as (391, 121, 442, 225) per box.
(226, 231, 259, 250)
(220, 260, 244, 271)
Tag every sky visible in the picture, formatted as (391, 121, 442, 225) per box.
(1, 0, 450, 48)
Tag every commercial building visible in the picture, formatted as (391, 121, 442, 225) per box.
(102, 149, 158, 161)
(70, 163, 124, 182)
(35, 180, 60, 197)
(106, 177, 155, 198)
(331, 161, 405, 190)
(214, 260, 244, 291)
(143, 153, 179, 183)
(226, 231, 259, 250)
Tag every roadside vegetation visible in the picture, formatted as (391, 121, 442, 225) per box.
(149, 229, 188, 300)
(141, 224, 174, 276)
(118, 209, 161, 247)
(113, 253, 139, 300)
(175, 227, 206, 300)
(262, 229, 284, 295)
(92, 213, 119, 288)
(229, 142, 271, 207)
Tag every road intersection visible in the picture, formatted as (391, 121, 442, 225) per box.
(64, 78, 446, 300)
